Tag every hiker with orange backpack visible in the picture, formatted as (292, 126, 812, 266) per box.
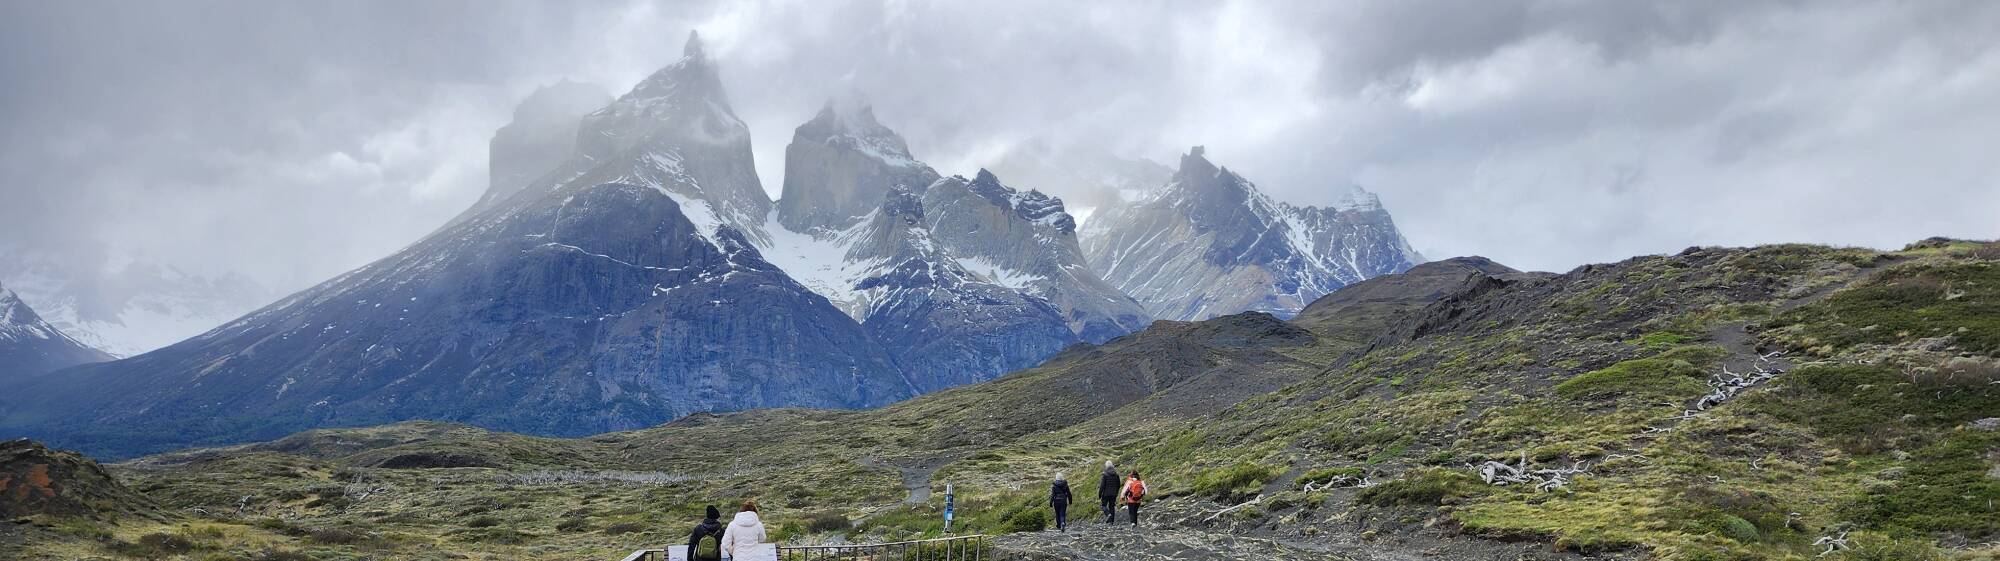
(686, 505, 725, 561)
(1117, 470, 1148, 526)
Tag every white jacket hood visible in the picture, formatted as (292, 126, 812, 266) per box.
(731, 510, 763, 528)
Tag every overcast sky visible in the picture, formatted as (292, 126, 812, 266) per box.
(3, 0, 1998, 351)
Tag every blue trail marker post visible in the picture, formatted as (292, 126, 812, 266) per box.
(943, 484, 955, 533)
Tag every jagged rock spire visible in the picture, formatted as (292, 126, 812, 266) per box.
(684, 30, 705, 60)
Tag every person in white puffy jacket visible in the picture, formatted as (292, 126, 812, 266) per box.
(719, 501, 768, 560)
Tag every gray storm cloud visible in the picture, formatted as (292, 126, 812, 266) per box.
(2, 0, 1998, 353)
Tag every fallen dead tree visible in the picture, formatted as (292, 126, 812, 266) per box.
(1812, 531, 1850, 556)
(1684, 351, 1786, 417)
(1201, 494, 1265, 524)
(1469, 451, 1590, 493)
(1300, 471, 1375, 493)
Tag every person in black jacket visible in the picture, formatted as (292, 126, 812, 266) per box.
(1097, 460, 1120, 524)
(1050, 472, 1073, 532)
(686, 505, 725, 561)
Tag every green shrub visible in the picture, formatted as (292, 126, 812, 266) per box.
(109, 532, 201, 557)
(1846, 430, 2000, 536)
(1297, 467, 1364, 489)
(1356, 468, 1480, 507)
(1834, 532, 1944, 561)
(462, 515, 503, 528)
(1771, 261, 2000, 353)
(1555, 346, 1727, 400)
(1712, 514, 1759, 543)
(803, 512, 850, 533)
(1631, 331, 1693, 351)
(50, 518, 113, 540)
(1190, 462, 1281, 501)
(304, 526, 368, 545)
(451, 527, 533, 544)
(602, 522, 646, 535)
(1000, 508, 1047, 533)
(253, 517, 303, 536)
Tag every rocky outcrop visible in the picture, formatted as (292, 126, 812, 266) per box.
(0, 439, 156, 520)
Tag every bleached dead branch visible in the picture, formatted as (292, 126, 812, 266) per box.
(1813, 531, 1850, 557)
(1682, 352, 1787, 418)
(1201, 494, 1265, 524)
(1470, 451, 1590, 492)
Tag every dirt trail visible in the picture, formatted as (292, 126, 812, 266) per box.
(858, 455, 954, 505)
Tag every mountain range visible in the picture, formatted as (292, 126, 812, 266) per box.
(1, 32, 1422, 459)
(0, 280, 111, 381)
(11, 239, 1992, 561)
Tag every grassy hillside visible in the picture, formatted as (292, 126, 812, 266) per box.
(8, 240, 1998, 561)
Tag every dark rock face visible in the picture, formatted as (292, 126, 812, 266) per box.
(470, 80, 612, 220)
(1084, 147, 1425, 320)
(846, 191, 1078, 391)
(778, 105, 941, 233)
(920, 172, 1151, 343)
(0, 439, 156, 520)
(0, 282, 110, 382)
(1290, 257, 1528, 350)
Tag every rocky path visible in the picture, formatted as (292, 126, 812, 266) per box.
(995, 520, 1352, 561)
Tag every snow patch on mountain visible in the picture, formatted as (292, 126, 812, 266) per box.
(758, 210, 886, 318)
(953, 256, 1039, 291)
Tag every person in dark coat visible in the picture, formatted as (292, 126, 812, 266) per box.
(686, 505, 725, 560)
(1050, 472, 1073, 532)
(1097, 460, 1121, 524)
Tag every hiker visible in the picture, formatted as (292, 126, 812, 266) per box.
(1050, 472, 1073, 532)
(686, 505, 725, 561)
(1097, 460, 1120, 524)
(719, 501, 768, 560)
(1118, 471, 1148, 527)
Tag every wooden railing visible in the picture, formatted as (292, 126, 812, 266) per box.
(620, 534, 990, 561)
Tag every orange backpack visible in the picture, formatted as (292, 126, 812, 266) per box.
(1123, 478, 1146, 504)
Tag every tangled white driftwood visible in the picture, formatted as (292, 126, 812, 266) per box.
(1812, 531, 1850, 556)
(1682, 351, 1786, 418)
(1470, 451, 1591, 492)
(1202, 494, 1265, 524)
(1300, 472, 1375, 493)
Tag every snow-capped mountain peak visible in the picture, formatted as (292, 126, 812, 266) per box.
(1333, 184, 1384, 212)
(1084, 146, 1424, 320)
(964, 169, 1075, 234)
(0, 281, 111, 380)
